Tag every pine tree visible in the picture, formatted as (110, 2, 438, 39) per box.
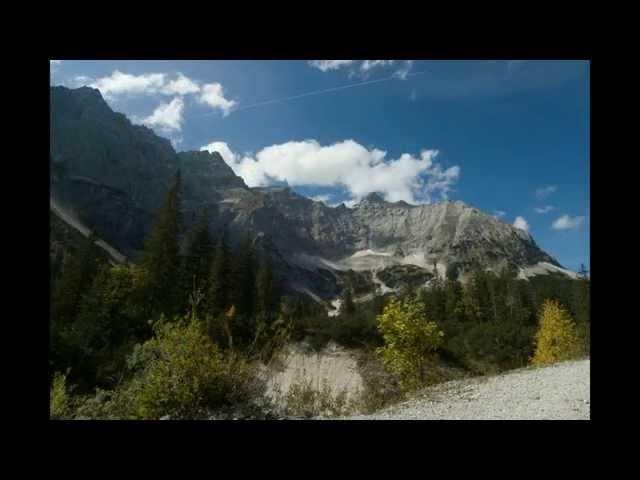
(255, 257, 275, 318)
(208, 234, 231, 318)
(142, 171, 182, 317)
(444, 279, 464, 323)
(180, 208, 214, 313)
(51, 231, 103, 325)
(232, 234, 257, 319)
(342, 282, 356, 316)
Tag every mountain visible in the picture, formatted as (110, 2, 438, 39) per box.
(50, 86, 571, 304)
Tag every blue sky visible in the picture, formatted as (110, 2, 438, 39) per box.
(50, 59, 589, 272)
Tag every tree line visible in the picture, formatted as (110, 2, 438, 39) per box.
(50, 171, 280, 393)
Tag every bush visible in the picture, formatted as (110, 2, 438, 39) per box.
(50, 371, 74, 419)
(279, 378, 355, 418)
(120, 315, 257, 419)
(376, 297, 444, 393)
(531, 299, 583, 366)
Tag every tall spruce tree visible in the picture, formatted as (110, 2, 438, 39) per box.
(180, 208, 214, 313)
(342, 282, 356, 316)
(142, 170, 182, 318)
(232, 234, 257, 319)
(255, 257, 275, 318)
(51, 231, 103, 326)
(208, 233, 231, 317)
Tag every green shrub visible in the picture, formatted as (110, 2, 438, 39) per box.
(120, 316, 257, 419)
(376, 297, 444, 393)
(50, 371, 74, 419)
(280, 378, 355, 418)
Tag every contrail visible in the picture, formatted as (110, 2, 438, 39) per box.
(205, 69, 429, 116)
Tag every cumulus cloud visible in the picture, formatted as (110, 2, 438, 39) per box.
(199, 83, 236, 116)
(309, 60, 411, 78)
(140, 97, 184, 132)
(535, 185, 557, 199)
(361, 60, 395, 72)
(200, 141, 238, 164)
(493, 210, 506, 219)
(308, 60, 355, 72)
(162, 73, 201, 95)
(201, 139, 460, 204)
(88, 71, 235, 116)
(552, 214, 585, 230)
(513, 216, 529, 232)
(90, 70, 167, 97)
(534, 205, 555, 214)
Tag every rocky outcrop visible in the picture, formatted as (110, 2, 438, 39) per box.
(50, 86, 567, 301)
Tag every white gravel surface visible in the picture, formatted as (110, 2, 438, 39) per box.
(343, 359, 590, 420)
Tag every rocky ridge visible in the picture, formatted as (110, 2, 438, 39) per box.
(50, 86, 571, 302)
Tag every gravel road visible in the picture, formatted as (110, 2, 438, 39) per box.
(343, 359, 590, 420)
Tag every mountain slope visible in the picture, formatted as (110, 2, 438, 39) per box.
(50, 86, 571, 301)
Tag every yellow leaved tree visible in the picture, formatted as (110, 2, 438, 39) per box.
(376, 296, 444, 393)
(531, 299, 583, 366)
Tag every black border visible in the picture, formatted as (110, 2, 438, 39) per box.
(34, 45, 599, 453)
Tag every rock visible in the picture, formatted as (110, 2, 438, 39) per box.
(50, 85, 569, 302)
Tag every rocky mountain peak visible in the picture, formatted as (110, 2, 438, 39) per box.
(50, 85, 569, 299)
(357, 192, 386, 206)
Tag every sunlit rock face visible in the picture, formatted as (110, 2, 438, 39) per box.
(50, 86, 563, 300)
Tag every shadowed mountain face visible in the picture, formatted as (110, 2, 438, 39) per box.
(50, 86, 563, 300)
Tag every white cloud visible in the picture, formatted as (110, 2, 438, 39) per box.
(90, 70, 167, 97)
(309, 60, 410, 78)
(141, 97, 184, 132)
(90, 71, 201, 97)
(552, 214, 585, 230)
(394, 60, 414, 80)
(493, 210, 506, 219)
(308, 60, 355, 72)
(535, 185, 557, 199)
(88, 70, 236, 116)
(513, 216, 529, 232)
(309, 194, 333, 204)
(200, 141, 238, 164)
(199, 83, 236, 116)
(201, 139, 460, 204)
(162, 73, 201, 95)
(361, 60, 395, 72)
(74, 75, 91, 85)
(534, 205, 555, 214)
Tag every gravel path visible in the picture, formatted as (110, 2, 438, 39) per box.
(343, 359, 590, 420)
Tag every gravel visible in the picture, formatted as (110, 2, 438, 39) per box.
(341, 359, 590, 420)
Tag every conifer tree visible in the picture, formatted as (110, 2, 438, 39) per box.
(51, 231, 103, 325)
(255, 257, 275, 318)
(180, 208, 214, 313)
(142, 171, 182, 317)
(208, 233, 231, 318)
(342, 282, 356, 316)
(232, 234, 257, 319)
